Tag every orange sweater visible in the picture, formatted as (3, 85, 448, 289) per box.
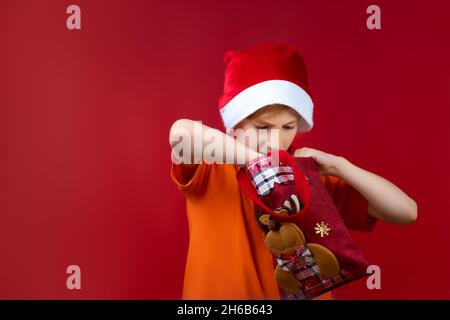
(171, 161, 374, 300)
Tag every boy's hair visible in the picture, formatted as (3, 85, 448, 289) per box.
(245, 104, 301, 121)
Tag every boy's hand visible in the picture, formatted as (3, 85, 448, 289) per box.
(295, 147, 418, 224)
(294, 147, 345, 177)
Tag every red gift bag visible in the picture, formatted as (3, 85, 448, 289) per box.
(236, 150, 371, 300)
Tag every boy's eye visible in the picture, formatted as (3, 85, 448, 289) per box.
(255, 126, 269, 130)
(283, 126, 295, 130)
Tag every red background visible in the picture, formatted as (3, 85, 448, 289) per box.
(1, 0, 449, 299)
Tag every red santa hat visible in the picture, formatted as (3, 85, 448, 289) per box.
(218, 42, 314, 132)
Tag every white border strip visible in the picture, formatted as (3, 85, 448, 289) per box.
(219, 80, 314, 131)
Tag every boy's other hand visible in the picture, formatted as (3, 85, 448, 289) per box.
(294, 147, 346, 177)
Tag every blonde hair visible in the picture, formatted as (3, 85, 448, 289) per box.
(245, 104, 301, 121)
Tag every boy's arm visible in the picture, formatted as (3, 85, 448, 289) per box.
(169, 119, 262, 167)
(295, 147, 418, 225)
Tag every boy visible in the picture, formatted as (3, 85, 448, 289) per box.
(169, 43, 417, 299)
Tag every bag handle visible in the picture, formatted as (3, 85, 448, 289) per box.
(236, 150, 311, 223)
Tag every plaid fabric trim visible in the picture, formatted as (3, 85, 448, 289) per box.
(245, 154, 294, 196)
(284, 272, 351, 300)
(275, 245, 353, 300)
(276, 245, 320, 277)
(245, 154, 273, 174)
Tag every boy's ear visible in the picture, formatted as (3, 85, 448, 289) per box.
(259, 215, 271, 226)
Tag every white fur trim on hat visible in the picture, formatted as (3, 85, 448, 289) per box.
(219, 80, 314, 131)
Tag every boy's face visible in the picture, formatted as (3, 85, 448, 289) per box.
(233, 108, 300, 154)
